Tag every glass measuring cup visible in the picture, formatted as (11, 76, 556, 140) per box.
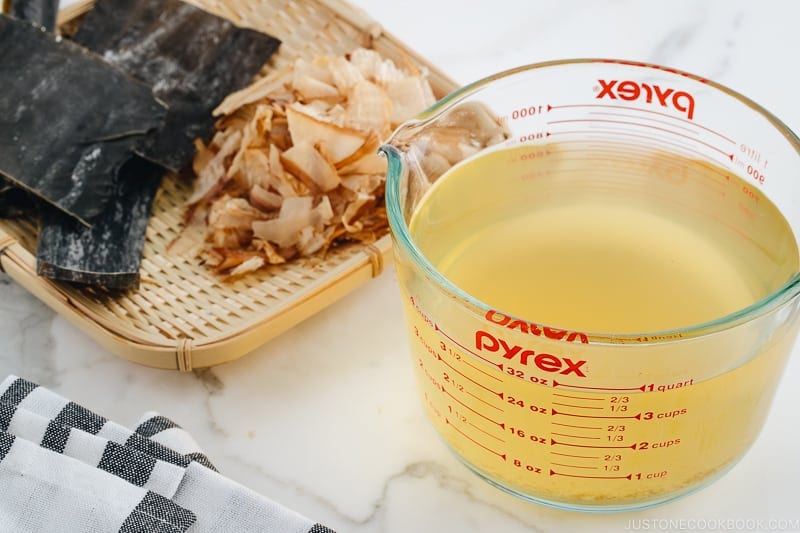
(380, 59, 800, 512)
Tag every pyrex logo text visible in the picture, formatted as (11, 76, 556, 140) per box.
(475, 330, 588, 377)
(596, 79, 695, 120)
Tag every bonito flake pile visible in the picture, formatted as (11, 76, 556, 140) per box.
(179, 48, 436, 278)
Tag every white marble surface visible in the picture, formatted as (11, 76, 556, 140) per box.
(3, 1, 800, 531)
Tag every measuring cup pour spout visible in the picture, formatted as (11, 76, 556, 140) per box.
(381, 100, 512, 232)
(382, 59, 800, 512)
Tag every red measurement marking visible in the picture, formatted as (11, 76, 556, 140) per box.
(588, 110, 696, 134)
(552, 130, 720, 167)
(438, 354, 504, 397)
(468, 422, 506, 443)
(447, 418, 506, 460)
(550, 469, 633, 480)
(444, 386, 505, 428)
(550, 452, 599, 459)
(552, 393, 603, 401)
(552, 432, 601, 440)
(552, 408, 642, 420)
(551, 462, 598, 470)
(552, 402, 604, 410)
(694, 158, 733, 182)
(465, 389, 504, 412)
(536, 163, 713, 191)
(436, 324, 504, 372)
(538, 156, 665, 169)
(549, 103, 735, 143)
(552, 422, 602, 430)
(553, 144, 729, 182)
(553, 380, 646, 392)
(551, 438, 636, 450)
(450, 349, 503, 381)
(547, 118, 734, 161)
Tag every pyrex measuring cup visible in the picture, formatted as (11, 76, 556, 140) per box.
(380, 59, 800, 512)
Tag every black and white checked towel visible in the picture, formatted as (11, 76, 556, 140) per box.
(0, 375, 336, 533)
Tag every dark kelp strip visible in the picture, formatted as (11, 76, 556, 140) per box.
(3, 0, 59, 31)
(0, 0, 57, 215)
(73, 0, 281, 171)
(34, 0, 280, 288)
(36, 157, 163, 289)
(0, 177, 36, 219)
(0, 15, 166, 225)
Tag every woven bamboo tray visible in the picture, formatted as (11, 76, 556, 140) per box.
(0, 0, 456, 370)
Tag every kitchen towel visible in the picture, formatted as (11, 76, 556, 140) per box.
(0, 375, 336, 533)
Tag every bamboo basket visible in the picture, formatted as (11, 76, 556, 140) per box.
(0, 0, 457, 370)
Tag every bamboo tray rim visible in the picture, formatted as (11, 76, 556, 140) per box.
(0, 0, 457, 371)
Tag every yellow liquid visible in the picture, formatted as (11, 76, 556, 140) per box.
(411, 143, 797, 334)
(400, 141, 799, 508)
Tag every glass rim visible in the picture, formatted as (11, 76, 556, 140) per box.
(382, 58, 800, 345)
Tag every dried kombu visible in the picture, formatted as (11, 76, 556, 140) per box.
(73, 0, 281, 171)
(33, 0, 280, 288)
(0, 14, 166, 225)
(36, 157, 163, 289)
(2, 0, 59, 31)
(0, 177, 35, 219)
(0, 1, 57, 216)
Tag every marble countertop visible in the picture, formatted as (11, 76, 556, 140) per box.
(3, 1, 800, 531)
